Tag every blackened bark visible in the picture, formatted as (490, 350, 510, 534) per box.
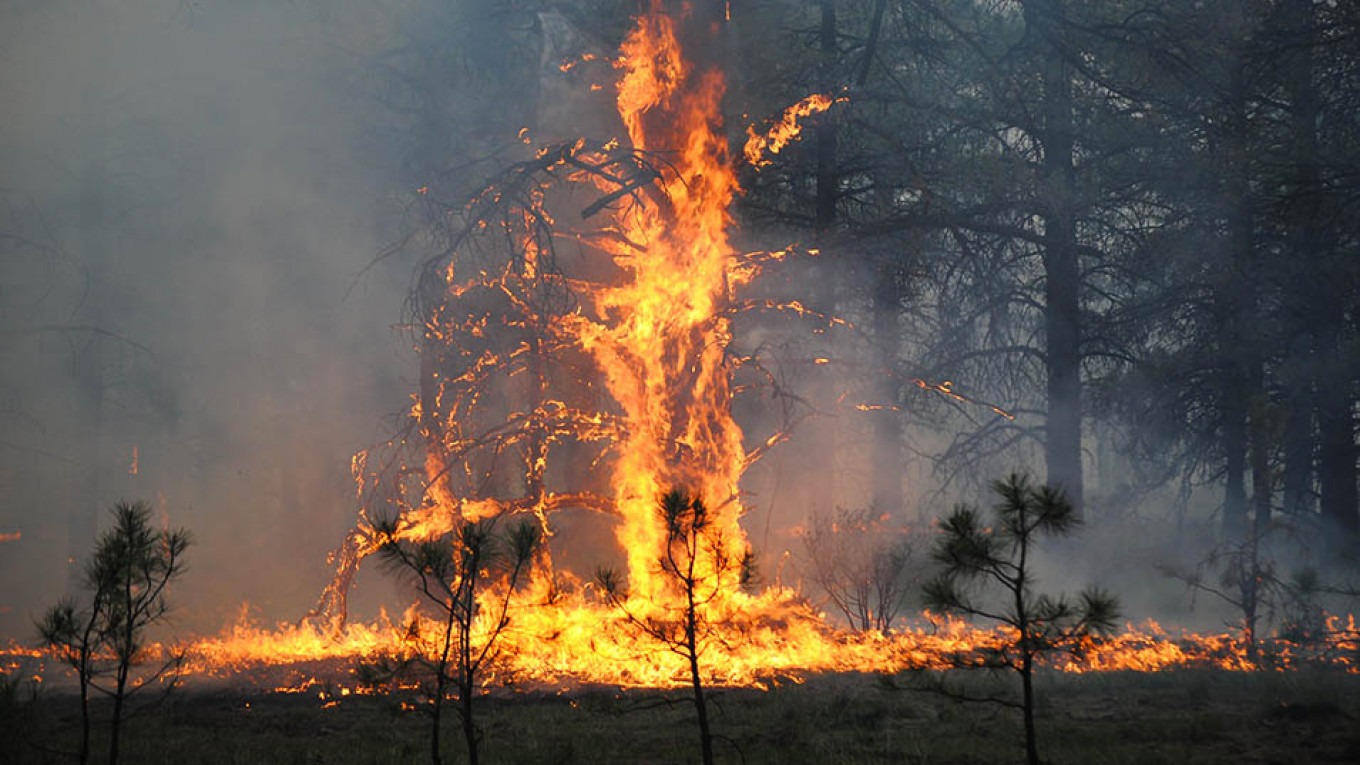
(1280, 0, 1320, 524)
(1317, 312, 1358, 546)
(1280, 367, 1315, 520)
(1281, 0, 1360, 552)
(1249, 387, 1272, 536)
(792, 0, 842, 520)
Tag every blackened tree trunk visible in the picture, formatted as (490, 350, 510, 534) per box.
(1279, 367, 1315, 521)
(1282, 0, 1360, 553)
(686, 581, 714, 765)
(815, 0, 838, 235)
(1013, 506, 1040, 765)
(1216, 20, 1260, 541)
(1316, 319, 1358, 548)
(790, 0, 842, 521)
(1249, 387, 1272, 536)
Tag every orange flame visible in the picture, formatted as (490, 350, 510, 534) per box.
(150, 611, 1360, 693)
(744, 93, 842, 168)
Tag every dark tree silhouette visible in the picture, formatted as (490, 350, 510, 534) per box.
(366, 516, 540, 765)
(37, 500, 190, 765)
(596, 489, 751, 765)
(924, 474, 1117, 765)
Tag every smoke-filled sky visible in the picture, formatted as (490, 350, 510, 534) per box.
(0, 1, 425, 638)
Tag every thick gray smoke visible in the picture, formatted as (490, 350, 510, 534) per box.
(0, 1, 425, 638)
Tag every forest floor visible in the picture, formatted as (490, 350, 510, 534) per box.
(3, 666, 1359, 764)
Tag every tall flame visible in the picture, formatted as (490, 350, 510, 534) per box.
(569, 6, 746, 603)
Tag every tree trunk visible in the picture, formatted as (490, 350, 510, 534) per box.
(1221, 368, 1250, 540)
(110, 662, 127, 765)
(1014, 515, 1039, 765)
(1281, 0, 1360, 553)
(1280, 0, 1319, 526)
(1249, 390, 1272, 536)
(690, 648, 714, 765)
(1317, 314, 1358, 548)
(1280, 377, 1314, 520)
(461, 676, 479, 765)
(685, 577, 714, 765)
(430, 682, 444, 765)
(1027, 0, 1084, 517)
(863, 0, 905, 517)
(790, 0, 842, 521)
(1217, 31, 1258, 543)
(1021, 653, 1039, 765)
(430, 601, 459, 765)
(815, 0, 838, 234)
(78, 651, 92, 765)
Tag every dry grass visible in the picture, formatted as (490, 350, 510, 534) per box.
(3, 667, 1359, 764)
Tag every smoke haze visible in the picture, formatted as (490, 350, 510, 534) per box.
(0, 1, 420, 638)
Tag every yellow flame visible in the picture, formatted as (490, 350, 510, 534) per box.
(744, 93, 842, 168)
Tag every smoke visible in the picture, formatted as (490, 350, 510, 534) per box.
(0, 1, 426, 638)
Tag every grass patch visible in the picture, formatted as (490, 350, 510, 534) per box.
(3, 668, 1358, 764)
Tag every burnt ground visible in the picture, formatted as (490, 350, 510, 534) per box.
(3, 666, 1360, 764)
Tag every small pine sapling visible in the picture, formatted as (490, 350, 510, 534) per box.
(923, 474, 1118, 765)
(366, 515, 540, 765)
(37, 501, 191, 765)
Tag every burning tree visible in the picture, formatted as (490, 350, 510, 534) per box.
(311, 3, 796, 635)
(298, 0, 994, 692)
(923, 474, 1118, 765)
